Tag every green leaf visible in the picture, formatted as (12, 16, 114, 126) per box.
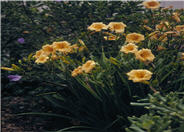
(56, 126, 95, 132)
(17, 112, 76, 120)
(76, 77, 102, 101)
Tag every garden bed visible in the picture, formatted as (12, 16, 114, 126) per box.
(1, 1, 184, 132)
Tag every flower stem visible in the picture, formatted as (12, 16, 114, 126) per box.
(149, 85, 158, 93)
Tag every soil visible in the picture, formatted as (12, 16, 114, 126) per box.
(1, 96, 46, 132)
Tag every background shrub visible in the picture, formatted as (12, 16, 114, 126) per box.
(1, 1, 143, 65)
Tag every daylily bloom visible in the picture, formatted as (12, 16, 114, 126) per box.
(120, 43, 138, 54)
(108, 22, 127, 33)
(135, 48, 155, 62)
(126, 33, 145, 43)
(42, 44, 54, 55)
(53, 41, 71, 54)
(88, 22, 108, 32)
(127, 69, 152, 83)
(71, 66, 83, 77)
(82, 60, 96, 73)
(33, 50, 44, 59)
(35, 55, 49, 64)
(143, 0, 160, 10)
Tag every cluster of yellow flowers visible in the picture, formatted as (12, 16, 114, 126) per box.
(141, 0, 184, 45)
(121, 41, 154, 82)
(88, 22, 127, 40)
(114, 31, 154, 82)
(71, 60, 96, 77)
(34, 0, 182, 84)
(145, 21, 184, 43)
(143, 14, 183, 42)
(116, 31, 154, 83)
(124, 1, 184, 83)
(120, 33, 155, 63)
(34, 40, 86, 64)
(126, 52, 184, 83)
(87, 18, 156, 83)
(88, 22, 126, 33)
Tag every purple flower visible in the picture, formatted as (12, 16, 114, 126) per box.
(17, 38, 25, 44)
(8, 75, 22, 82)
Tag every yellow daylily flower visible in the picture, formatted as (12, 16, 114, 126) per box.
(127, 69, 153, 83)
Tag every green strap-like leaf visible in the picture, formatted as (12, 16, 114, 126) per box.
(17, 112, 77, 121)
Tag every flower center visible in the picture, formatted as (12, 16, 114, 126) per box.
(148, 2, 158, 7)
(113, 24, 121, 29)
(39, 56, 45, 61)
(85, 62, 91, 68)
(57, 44, 68, 49)
(94, 24, 103, 29)
(36, 51, 42, 56)
(126, 46, 134, 50)
(131, 35, 139, 40)
(140, 52, 149, 58)
(46, 47, 53, 52)
(136, 72, 145, 78)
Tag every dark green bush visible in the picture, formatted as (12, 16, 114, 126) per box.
(1, 1, 143, 65)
